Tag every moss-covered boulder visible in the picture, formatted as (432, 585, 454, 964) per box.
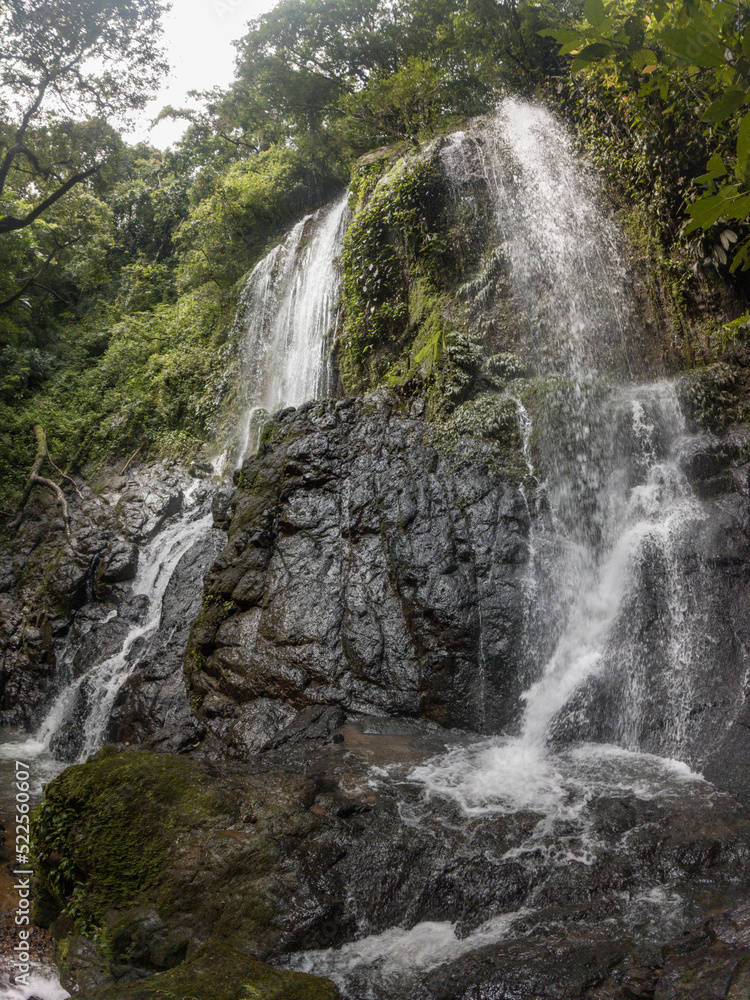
(32, 747, 341, 998)
(73, 945, 339, 1000)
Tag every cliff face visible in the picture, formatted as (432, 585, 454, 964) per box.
(187, 392, 532, 748)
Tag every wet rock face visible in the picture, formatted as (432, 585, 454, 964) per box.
(34, 734, 750, 1000)
(187, 392, 532, 747)
(0, 463, 210, 733)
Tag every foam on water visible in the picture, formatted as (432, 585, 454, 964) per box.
(410, 739, 704, 818)
(287, 911, 526, 994)
(0, 965, 70, 1000)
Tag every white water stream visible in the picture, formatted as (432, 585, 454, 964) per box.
(232, 195, 349, 463)
(289, 100, 722, 993)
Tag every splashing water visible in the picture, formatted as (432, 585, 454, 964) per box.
(233, 195, 349, 462)
(443, 98, 637, 378)
(1, 193, 349, 780)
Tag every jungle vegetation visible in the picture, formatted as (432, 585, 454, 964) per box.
(1, 0, 748, 509)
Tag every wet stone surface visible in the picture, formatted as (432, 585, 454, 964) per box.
(32, 718, 750, 1000)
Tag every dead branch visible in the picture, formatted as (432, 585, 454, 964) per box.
(45, 450, 84, 500)
(120, 444, 143, 476)
(9, 424, 72, 542)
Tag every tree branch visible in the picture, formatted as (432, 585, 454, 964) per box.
(0, 70, 50, 198)
(8, 425, 72, 542)
(0, 164, 100, 234)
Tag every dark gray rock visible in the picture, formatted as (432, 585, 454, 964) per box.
(187, 392, 533, 744)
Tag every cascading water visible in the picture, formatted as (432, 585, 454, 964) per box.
(0, 194, 349, 785)
(283, 100, 745, 998)
(232, 195, 349, 463)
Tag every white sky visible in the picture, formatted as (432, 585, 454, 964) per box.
(129, 0, 280, 148)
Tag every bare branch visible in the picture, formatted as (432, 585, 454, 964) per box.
(8, 425, 72, 542)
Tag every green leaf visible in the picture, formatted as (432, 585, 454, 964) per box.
(539, 28, 581, 44)
(684, 188, 736, 233)
(703, 89, 748, 125)
(659, 27, 724, 67)
(630, 48, 658, 70)
(695, 151, 727, 185)
(571, 42, 612, 71)
(729, 239, 750, 273)
(583, 0, 607, 29)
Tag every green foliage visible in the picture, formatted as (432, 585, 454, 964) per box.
(176, 142, 346, 292)
(544, 0, 750, 278)
(0, 0, 168, 256)
(677, 363, 750, 433)
(430, 393, 528, 477)
(337, 57, 480, 150)
(340, 148, 448, 390)
(484, 352, 528, 382)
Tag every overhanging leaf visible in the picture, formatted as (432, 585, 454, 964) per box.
(703, 89, 748, 125)
(583, 0, 607, 28)
(736, 112, 750, 184)
(571, 42, 612, 71)
(659, 27, 724, 67)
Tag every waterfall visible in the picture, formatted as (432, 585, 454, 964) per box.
(0, 193, 349, 776)
(442, 98, 636, 378)
(287, 102, 737, 995)
(433, 99, 710, 763)
(233, 195, 349, 463)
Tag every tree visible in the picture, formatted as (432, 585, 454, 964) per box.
(544, 0, 750, 272)
(0, 0, 169, 237)
(338, 58, 462, 148)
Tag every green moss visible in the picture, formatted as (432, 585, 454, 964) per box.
(427, 391, 526, 480)
(348, 143, 410, 212)
(339, 146, 449, 393)
(677, 363, 750, 433)
(74, 941, 340, 1000)
(32, 749, 228, 933)
(36, 749, 340, 1000)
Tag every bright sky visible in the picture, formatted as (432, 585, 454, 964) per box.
(129, 0, 280, 148)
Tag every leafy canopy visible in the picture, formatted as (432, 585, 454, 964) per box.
(544, 0, 750, 271)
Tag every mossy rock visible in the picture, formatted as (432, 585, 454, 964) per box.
(427, 391, 528, 482)
(74, 941, 340, 1000)
(339, 145, 450, 393)
(32, 747, 229, 929)
(677, 363, 750, 433)
(33, 748, 341, 998)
